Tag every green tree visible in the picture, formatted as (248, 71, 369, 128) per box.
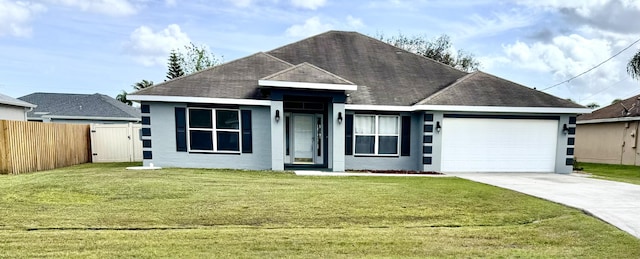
(116, 90, 132, 106)
(376, 32, 480, 72)
(178, 42, 222, 74)
(167, 50, 185, 80)
(586, 102, 600, 109)
(132, 80, 154, 91)
(628, 50, 640, 80)
(611, 98, 623, 104)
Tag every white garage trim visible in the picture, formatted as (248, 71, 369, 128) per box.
(441, 118, 558, 173)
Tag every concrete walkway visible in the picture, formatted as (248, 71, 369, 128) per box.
(448, 172, 640, 239)
(294, 171, 453, 177)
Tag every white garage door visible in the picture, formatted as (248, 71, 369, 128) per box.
(441, 117, 558, 173)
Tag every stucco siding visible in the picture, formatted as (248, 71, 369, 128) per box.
(146, 102, 272, 170)
(576, 121, 640, 165)
(0, 105, 27, 121)
(345, 112, 422, 171)
(576, 122, 625, 164)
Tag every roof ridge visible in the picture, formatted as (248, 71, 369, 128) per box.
(260, 52, 295, 67)
(299, 62, 356, 85)
(96, 94, 140, 118)
(477, 72, 583, 107)
(416, 72, 478, 105)
(267, 31, 340, 54)
(357, 32, 471, 74)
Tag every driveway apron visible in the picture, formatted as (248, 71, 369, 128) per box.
(448, 173, 640, 239)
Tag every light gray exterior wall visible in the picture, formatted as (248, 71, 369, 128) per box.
(0, 105, 28, 121)
(270, 101, 284, 170)
(145, 102, 272, 170)
(345, 112, 422, 171)
(423, 111, 575, 174)
(331, 103, 346, 171)
(144, 101, 578, 173)
(423, 112, 443, 172)
(555, 114, 574, 174)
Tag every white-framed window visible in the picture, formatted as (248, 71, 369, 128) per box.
(354, 115, 400, 155)
(187, 108, 241, 153)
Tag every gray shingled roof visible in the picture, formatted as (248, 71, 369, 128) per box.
(135, 52, 293, 99)
(578, 94, 640, 121)
(418, 72, 584, 107)
(133, 31, 580, 108)
(0, 92, 36, 108)
(267, 31, 468, 105)
(18, 92, 141, 120)
(262, 62, 355, 85)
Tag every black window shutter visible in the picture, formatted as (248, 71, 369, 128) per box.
(401, 116, 411, 156)
(345, 114, 353, 155)
(175, 107, 187, 152)
(241, 110, 252, 153)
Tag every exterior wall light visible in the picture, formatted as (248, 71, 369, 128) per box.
(337, 112, 343, 124)
(562, 123, 569, 134)
(436, 121, 441, 132)
(275, 110, 280, 122)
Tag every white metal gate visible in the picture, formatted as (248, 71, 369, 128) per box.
(90, 123, 143, 162)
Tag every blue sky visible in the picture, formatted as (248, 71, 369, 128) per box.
(1, 0, 640, 107)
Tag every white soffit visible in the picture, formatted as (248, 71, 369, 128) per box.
(127, 95, 271, 106)
(345, 104, 591, 114)
(258, 80, 357, 91)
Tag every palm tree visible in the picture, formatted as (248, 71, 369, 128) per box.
(116, 90, 132, 106)
(132, 80, 154, 91)
(629, 50, 640, 80)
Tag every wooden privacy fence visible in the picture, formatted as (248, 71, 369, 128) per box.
(0, 120, 91, 174)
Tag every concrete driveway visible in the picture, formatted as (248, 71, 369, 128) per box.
(448, 172, 640, 239)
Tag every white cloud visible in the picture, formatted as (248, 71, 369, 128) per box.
(227, 0, 252, 8)
(346, 15, 364, 28)
(285, 16, 365, 38)
(453, 10, 538, 40)
(165, 0, 176, 7)
(286, 17, 333, 38)
(291, 0, 326, 10)
(499, 34, 634, 104)
(516, 0, 640, 34)
(0, 0, 46, 37)
(123, 24, 191, 66)
(47, 0, 137, 16)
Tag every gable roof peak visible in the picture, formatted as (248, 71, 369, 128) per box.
(261, 62, 356, 85)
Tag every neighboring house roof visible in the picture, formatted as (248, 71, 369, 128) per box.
(18, 92, 141, 121)
(578, 94, 640, 123)
(132, 31, 581, 108)
(0, 92, 36, 108)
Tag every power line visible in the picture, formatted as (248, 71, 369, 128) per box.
(541, 36, 640, 91)
(579, 79, 626, 102)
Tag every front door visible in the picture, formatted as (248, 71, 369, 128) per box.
(286, 113, 323, 165)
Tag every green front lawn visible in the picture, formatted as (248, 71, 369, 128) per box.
(579, 162, 640, 185)
(0, 163, 638, 258)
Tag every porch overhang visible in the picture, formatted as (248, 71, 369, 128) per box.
(258, 80, 357, 91)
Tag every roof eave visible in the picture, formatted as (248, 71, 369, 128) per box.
(128, 95, 271, 106)
(258, 80, 357, 91)
(346, 104, 592, 114)
(41, 115, 141, 121)
(577, 116, 640, 124)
